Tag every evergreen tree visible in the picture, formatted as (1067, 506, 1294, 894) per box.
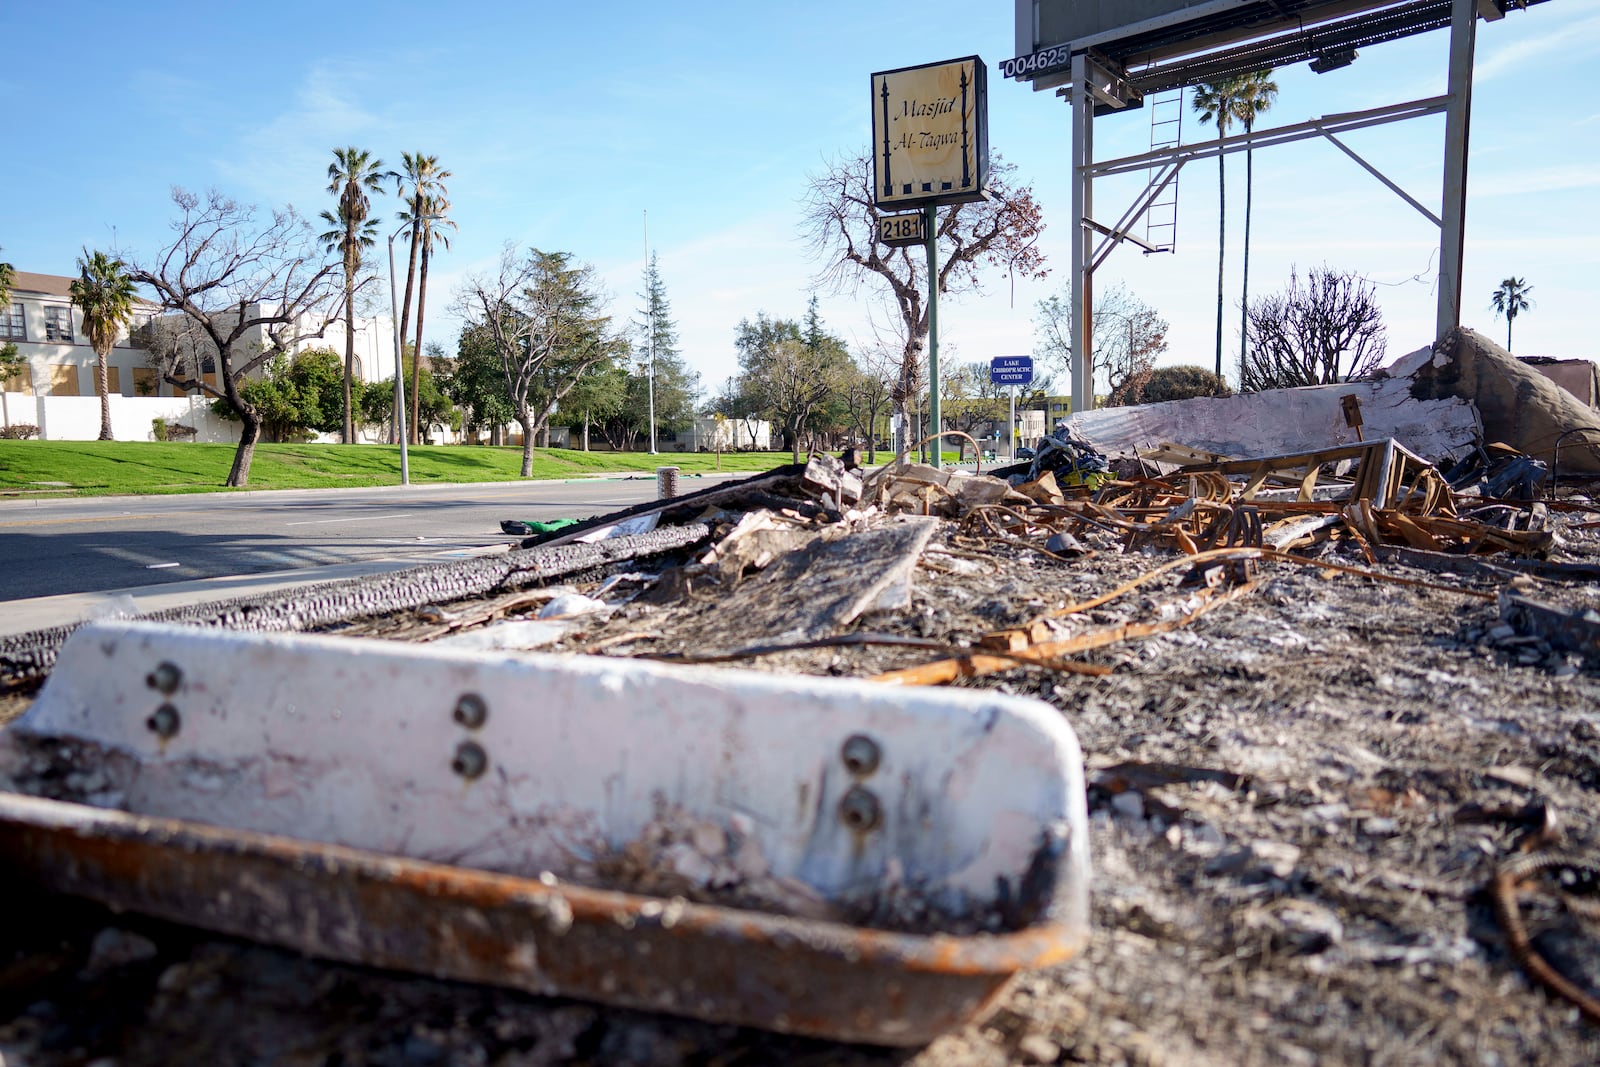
(620, 252, 699, 450)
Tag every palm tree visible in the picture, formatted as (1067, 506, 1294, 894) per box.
(0, 257, 21, 430)
(321, 146, 385, 443)
(392, 154, 452, 444)
(1232, 70, 1279, 376)
(1193, 76, 1251, 380)
(1490, 277, 1534, 351)
(69, 249, 138, 441)
(409, 192, 457, 442)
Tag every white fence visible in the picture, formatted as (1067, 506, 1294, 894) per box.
(3, 393, 242, 443)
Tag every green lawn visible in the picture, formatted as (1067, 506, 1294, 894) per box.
(0, 441, 794, 497)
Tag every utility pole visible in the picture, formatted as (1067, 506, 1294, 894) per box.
(644, 210, 657, 455)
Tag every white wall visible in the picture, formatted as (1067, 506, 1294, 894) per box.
(18, 394, 241, 443)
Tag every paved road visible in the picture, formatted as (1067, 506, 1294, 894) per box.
(0, 473, 745, 604)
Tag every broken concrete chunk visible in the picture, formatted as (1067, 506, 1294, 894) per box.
(949, 472, 1025, 508)
(802, 452, 862, 505)
(1403, 328, 1600, 473)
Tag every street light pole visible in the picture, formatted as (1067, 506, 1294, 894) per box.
(644, 209, 657, 455)
(386, 223, 411, 486)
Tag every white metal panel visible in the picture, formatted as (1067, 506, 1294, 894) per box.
(5, 621, 1088, 924)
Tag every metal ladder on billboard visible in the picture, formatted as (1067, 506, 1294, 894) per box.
(1144, 88, 1183, 252)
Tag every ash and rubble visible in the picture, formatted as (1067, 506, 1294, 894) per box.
(5, 329, 1600, 1065)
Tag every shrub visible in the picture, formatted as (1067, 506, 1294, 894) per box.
(0, 423, 40, 440)
(152, 416, 167, 441)
(1133, 366, 1233, 405)
(167, 423, 197, 441)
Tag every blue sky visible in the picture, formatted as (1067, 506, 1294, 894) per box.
(4, 0, 1595, 395)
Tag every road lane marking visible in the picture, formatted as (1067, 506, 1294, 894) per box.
(288, 511, 412, 524)
(0, 513, 168, 528)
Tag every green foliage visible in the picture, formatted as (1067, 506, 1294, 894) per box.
(70, 250, 138, 356)
(942, 361, 1010, 457)
(456, 248, 625, 471)
(71, 248, 139, 440)
(152, 416, 167, 442)
(320, 146, 385, 272)
(588, 254, 700, 449)
(210, 348, 351, 441)
(0, 441, 789, 496)
(732, 305, 852, 462)
(360, 354, 454, 440)
(1490, 276, 1534, 352)
(1132, 366, 1234, 405)
(439, 324, 517, 438)
(0, 341, 22, 382)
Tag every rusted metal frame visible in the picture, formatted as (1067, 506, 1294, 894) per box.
(1377, 511, 1445, 551)
(1401, 514, 1552, 556)
(0, 792, 1084, 1046)
(1007, 538, 1497, 654)
(1297, 462, 1323, 502)
(1550, 427, 1600, 497)
(1036, 500, 1142, 538)
(873, 580, 1262, 687)
(1182, 439, 1438, 510)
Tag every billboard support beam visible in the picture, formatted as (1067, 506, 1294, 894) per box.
(1436, 0, 1477, 341)
(1069, 51, 1094, 419)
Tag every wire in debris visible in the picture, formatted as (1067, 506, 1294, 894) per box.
(1490, 850, 1600, 1025)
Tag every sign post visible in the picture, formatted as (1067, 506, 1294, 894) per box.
(871, 56, 988, 468)
(990, 356, 1034, 461)
(926, 203, 940, 466)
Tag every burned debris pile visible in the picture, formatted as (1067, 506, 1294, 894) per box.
(4, 331, 1600, 1065)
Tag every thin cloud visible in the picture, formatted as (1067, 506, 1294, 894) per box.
(1474, 11, 1600, 82)
(1472, 164, 1600, 197)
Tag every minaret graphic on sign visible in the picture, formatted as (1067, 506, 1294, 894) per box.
(880, 79, 893, 196)
(960, 65, 971, 189)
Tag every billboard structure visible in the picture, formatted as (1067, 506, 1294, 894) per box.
(1008, 0, 1554, 415)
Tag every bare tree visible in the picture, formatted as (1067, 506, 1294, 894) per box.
(842, 344, 897, 464)
(802, 149, 1046, 451)
(454, 246, 623, 477)
(131, 189, 341, 487)
(1036, 281, 1169, 408)
(943, 360, 1010, 459)
(733, 313, 851, 465)
(1241, 266, 1387, 391)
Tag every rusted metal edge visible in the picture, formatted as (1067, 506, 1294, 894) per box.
(0, 792, 1086, 1046)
